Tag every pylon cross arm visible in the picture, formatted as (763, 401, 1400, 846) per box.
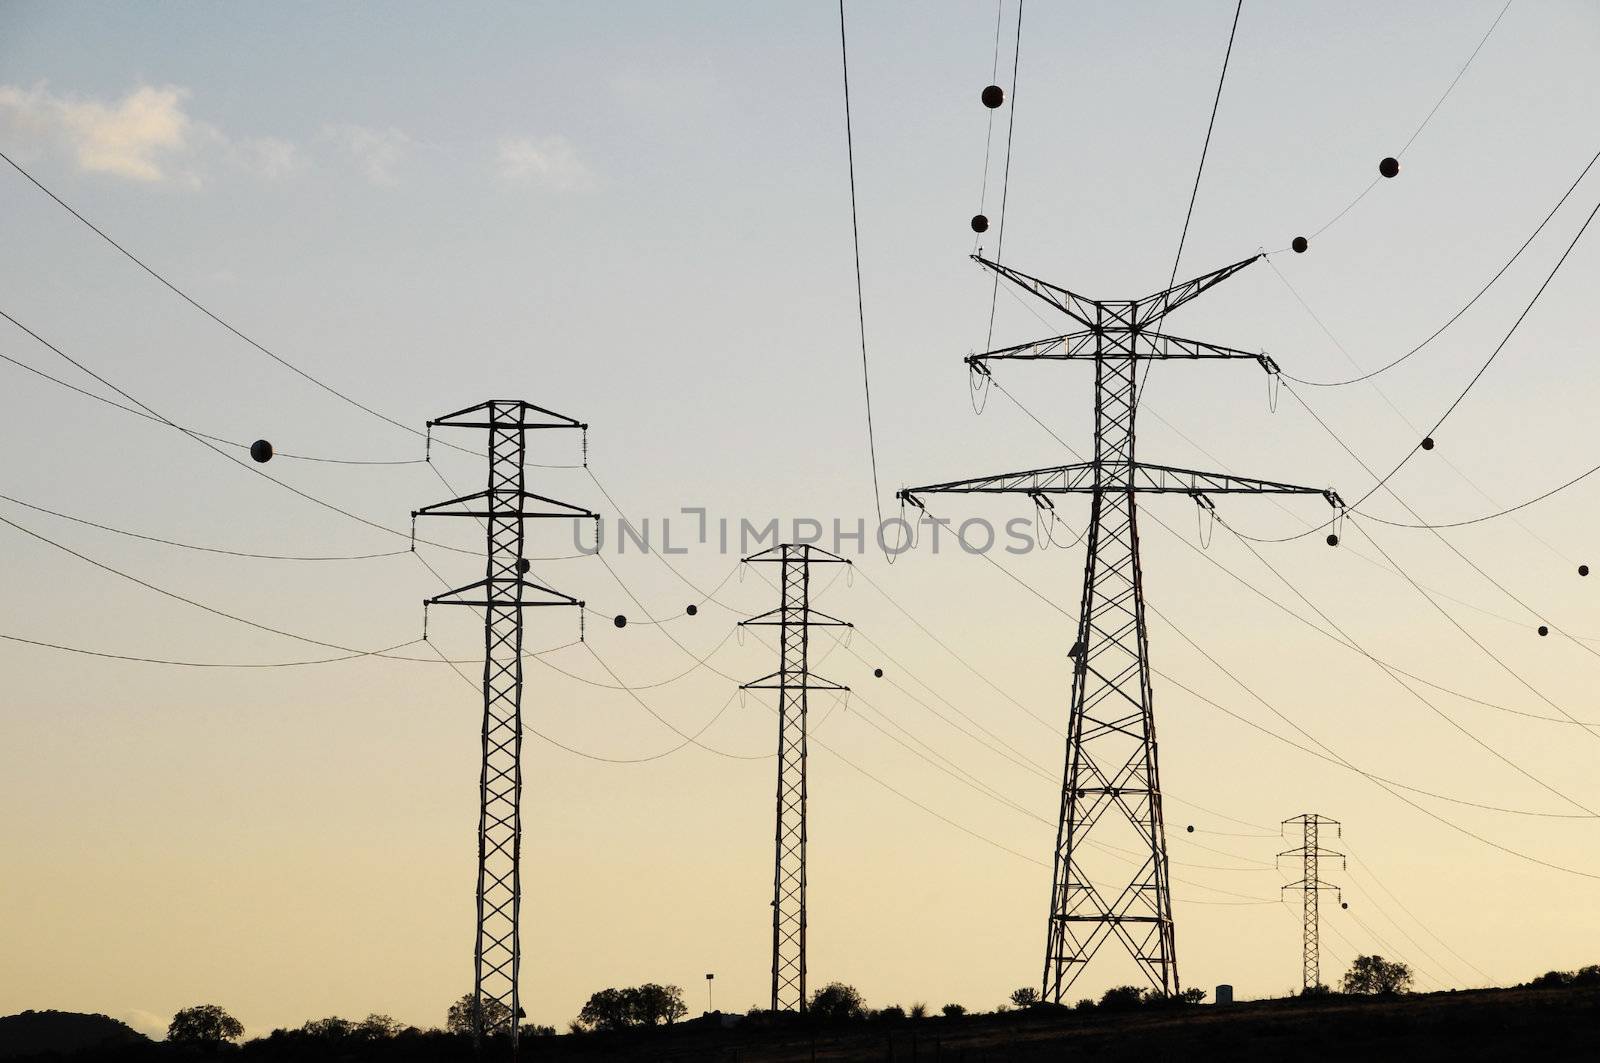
(967, 330, 1276, 374)
(900, 462, 1336, 501)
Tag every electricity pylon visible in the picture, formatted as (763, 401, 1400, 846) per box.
(739, 544, 851, 1012)
(900, 254, 1340, 1001)
(1280, 813, 1345, 994)
(414, 400, 594, 1054)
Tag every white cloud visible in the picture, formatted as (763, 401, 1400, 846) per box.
(231, 136, 302, 180)
(323, 123, 412, 185)
(496, 135, 589, 190)
(0, 83, 192, 181)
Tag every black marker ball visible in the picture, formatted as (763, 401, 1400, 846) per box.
(981, 85, 1005, 109)
(1580, 565, 1590, 577)
(873, 667, 884, 678)
(1291, 236, 1308, 254)
(1186, 825, 1195, 833)
(1379, 156, 1400, 179)
(518, 559, 530, 574)
(1421, 437, 1435, 451)
(1341, 902, 1349, 910)
(686, 604, 698, 616)
(1538, 625, 1549, 637)
(250, 439, 274, 463)
(614, 615, 627, 628)
(971, 214, 989, 234)
(1326, 534, 1340, 547)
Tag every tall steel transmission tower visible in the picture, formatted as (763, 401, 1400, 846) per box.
(414, 400, 594, 1053)
(1280, 813, 1345, 994)
(739, 543, 851, 1013)
(900, 255, 1340, 1001)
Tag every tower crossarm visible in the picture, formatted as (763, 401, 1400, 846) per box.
(1134, 254, 1262, 327)
(741, 606, 852, 628)
(413, 489, 598, 521)
(428, 399, 587, 431)
(966, 330, 1277, 374)
(972, 255, 1100, 330)
(900, 462, 1337, 504)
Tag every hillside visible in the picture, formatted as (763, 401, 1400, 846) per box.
(0, 1011, 148, 1060)
(6, 986, 1599, 1061)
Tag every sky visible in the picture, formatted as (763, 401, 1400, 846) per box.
(3, 0, 1600, 1040)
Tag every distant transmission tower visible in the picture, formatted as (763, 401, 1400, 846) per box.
(414, 400, 594, 1054)
(900, 255, 1340, 1001)
(739, 544, 851, 1013)
(1280, 813, 1345, 994)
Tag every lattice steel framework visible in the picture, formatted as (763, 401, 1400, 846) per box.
(900, 254, 1340, 1002)
(1280, 813, 1344, 993)
(414, 400, 593, 1054)
(739, 544, 851, 1012)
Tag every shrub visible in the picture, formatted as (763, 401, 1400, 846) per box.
(1341, 955, 1414, 995)
(1010, 987, 1040, 1008)
(941, 1003, 966, 1018)
(809, 983, 867, 1023)
(1098, 986, 1146, 1012)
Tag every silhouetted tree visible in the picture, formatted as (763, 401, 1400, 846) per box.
(1341, 955, 1414, 995)
(1073, 998, 1096, 1012)
(1098, 986, 1145, 1011)
(446, 993, 519, 1036)
(631, 984, 687, 1026)
(356, 1014, 402, 1039)
(168, 1004, 244, 1046)
(1576, 965, 1600, 986)
(941, 1003, 967, 1018)
(1010, 987, 1039, 1007)
(878, 1004, 906, 1021)
(808, 982, 867, 1022)
(298, 1016, 354, 1041)
(908, 1002, 928, 1020)
(1178, 987, 1207, 1005)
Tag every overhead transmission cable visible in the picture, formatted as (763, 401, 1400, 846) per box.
(981, 0, 1023, 351)
(837, 0, 886, 533)
(1294, 0, 1514, 245)
(0, 148, 480, 459)
(1282, 140, 1600, 388)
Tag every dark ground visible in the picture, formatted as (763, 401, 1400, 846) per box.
(8, 986, 1600, 1062)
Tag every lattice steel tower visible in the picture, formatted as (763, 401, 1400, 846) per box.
(1280, 813, 1345, 994)
(739, 544, 851, 1012)
(900, 254, 1340, 1001)
(414, 400, 594, 1053)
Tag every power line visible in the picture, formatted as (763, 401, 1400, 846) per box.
(1313, 194, 1600, 516)
(0, 631, 422, 669)
(0, 148, 480, 459)
(981, 0, 1024, 350)
(1295, 0, 1514, 244)
(1281, 141, 1600, 388)
(0, 348, 428, 466)
(0, 307, 486, 555)
(0, 491, 409, 562)
(838, 0, 885, 531)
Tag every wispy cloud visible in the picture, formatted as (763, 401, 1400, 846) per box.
(0, 83, 193, 182)
(322, 123, 412, 185)
(496, 135, 589, 190)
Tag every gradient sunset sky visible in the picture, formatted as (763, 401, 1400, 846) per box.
(3, 0, 1600, 1039)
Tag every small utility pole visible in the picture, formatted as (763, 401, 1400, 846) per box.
(739, 543, 851, 1012)
(1280, 813, 1345, 994)
(414, 400, 594, 1055)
